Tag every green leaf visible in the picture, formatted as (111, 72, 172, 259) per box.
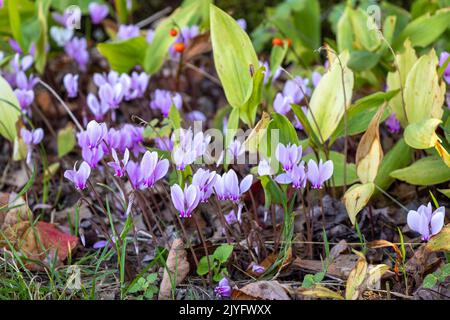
(332, 90, 399, 140)
(290, 0, 321, 50)
(146, 273, 158, 283)
(35, 0, 51, 74)
(269, 43, 288, 78)
(260, 175, 285, 207)
(303, 151, 358, 188)
(210, 4, 258, 109)
(336, 5, 353, 52)
(213, 244, 233, 263)
(143, 1, 204, 74)
(57, 124, 76, 157)
(390, 156, 450, 186)
(114, 0, 128, 24)
(240, 66, 265, 126)
(51, 0, 103, 13)
(97, 37, 148, 73)
(349, 8, 381, 52)
(347, 51, 380, 71)
(306, 50, 353, 143)
(292, 104, 321, 147)
(302, 274, 315, 288)
(8, 0, 25, 50)
(197, 255, 213, 276)
(375, 138, 412, 190)
(0, 76, 21, 141)
(264, 113, 299, 158)
(168, 104, 181, 130)
(394, 8, 450, 49)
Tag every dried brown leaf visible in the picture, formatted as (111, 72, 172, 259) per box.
(232, 281, 290, 300)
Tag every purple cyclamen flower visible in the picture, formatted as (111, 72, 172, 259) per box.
(186, 111, 207, 122)
(21, 128, 43, 146)
(117, 24, 140, 40)
(127, 71, 149, 99)
(273, 92, 294, 115)
(236, 18, 247, 30)
(172, 128, 210, 170)
(140, 151, 170, 188)
(215, 169, 253, 203)
(77, 120, 108, 149)
(192, 168, 217, 203)
(107, 148, 129, 177)
(150, 89, 182, 117)
(306, 159, 333, 189)
(407, 203, 445, 241)
(64, 161, 91, 190)
(9, 39, 22, 54)
(64, 37, 89, 71)
(63, 73, 78, 98)
(126, 160, 144, 190)
(170, 184, 201, 218)
(258, 158, 274, 176)
(283, 76, 310, 104)
(439, 52, 450, 84)
(82, 146, 104, 168)
(93, 240, 112, 249)
(180, 25, 199, 43)
(89, 3, 109, 24)
(15, 89, 34, 112)
(385, 113, 401, 134)
(93, 71, 119, 87)
(228, 139, 245, 160)
(99, 82, 124, 110)
(276, 143, 302, 173)
(11, 54, 34, 73)
(224, 210, 238, 225)
(87, 93, 109, 121)
(21, 128, 43, 165)
(0, 0, 3, 9)
(275, 162, 307, 189)
(312, 71, 322, 88)
(155, 137, 174, 152)
(251, 264, 265, 274)
(215, 278, 232, 298)
(16, 71, 38, 90)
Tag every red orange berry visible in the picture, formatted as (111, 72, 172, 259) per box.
(169, 28, 178, 37)
(286, 38, 292, 47)
(173, 42, 185, 53)
(272, 38, 283, 46)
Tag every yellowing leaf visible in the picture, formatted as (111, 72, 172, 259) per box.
(307, 50, 353, 142)
(404, 49, 445, 124)
(426, 224, 450, 252)
(243, 112, 270, 153)
(297, 285, 344, 300)
(365, 264, 390, 289)
(356, 104, 384, 183)
(0, 75, 21, 142)
(435, 142, 450, 168)
(345, 251, 368, 300)
(343, 182, 375, 225)
(404, 118, 442, 149)
(386, 40, 417, 127)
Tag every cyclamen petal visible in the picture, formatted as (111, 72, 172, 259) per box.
(240, 175, 253, 194)
(407, 203, 445, 241)
(64, 161, 91, 190)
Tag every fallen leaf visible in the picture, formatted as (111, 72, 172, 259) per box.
(369, 240, 403, 274)
(158, 239, 190, 300)
(232, 281, 290, 300)
(0, 192, 30, 229)
(0, 221, 78, 270)
(343, 182, 375, 225)
(293, 254, 359, 280)
(296, 285, 344, 300)
(345, 251, 368, 300)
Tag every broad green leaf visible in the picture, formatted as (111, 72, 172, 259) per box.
(438, 189, 450, 199)
(51, 0, 104, 13)
(404, 118, 441, 149)
(196, 255, 213, 276)
(390, 156, 450, 185)
(114, 0, 128, 23)
(290, 0, 321, 50)
(422, 274, 438, 289)
(332, 90, 398, 141)
(349, 8, 381, 52)
(143, 1, 202, 74)
(210, 4, 258, 109)
(57, 124, 76, 157)
(343, 182, 375, 225)
(269, 43, 288, 79)
(336, 5, 353, 52)
(292, 104, 321, 147)
(404, 49, 445, 124)
(265, 113, 299, 157)
(303, 151, 358, 188)
(306, 50, 353, 143)
(426, 225, 450, 252)
(0, 76, 21, 141)
(97, 37, 148, 73)
(260, 175, 285, 207)
(213, 244, 233, 263)
(375, 138, 412, 190)
(347, 51, 380, 71)
(394, 8, 450, 49)
(241, 66, 265, 126)
(386, 39, 417, 127)
(8, 0, 25, 49)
